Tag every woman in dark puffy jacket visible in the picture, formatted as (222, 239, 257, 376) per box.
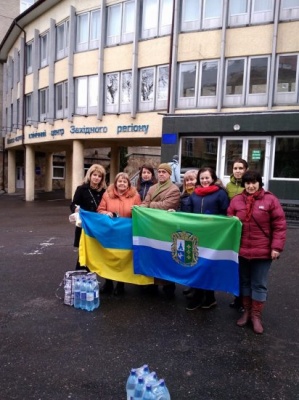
(186, 167, 229, 311)
(136, 164, 157, 201)
(70, 164, 107, 270)
(227, 170, 286, 334)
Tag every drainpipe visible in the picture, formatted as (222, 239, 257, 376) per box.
(167, 0, 179, 114)
(217, 0, 228, 112)
(268, 0, 280, 110)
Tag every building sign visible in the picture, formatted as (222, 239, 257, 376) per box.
(7, 135, 23, 144)
(252, 150, 261, 160)
(51, 129, 64, 137)
(70, 125, 108, 134)
(117, 124, 149, 134)
(29, 131, 47, 139)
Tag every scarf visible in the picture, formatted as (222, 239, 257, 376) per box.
(245, 190, 262, 221)
(194, 185, 219, 196)
(151, 179, 172, 201)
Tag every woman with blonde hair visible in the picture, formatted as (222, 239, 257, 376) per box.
(70, 164, 107, 270)
(97, 172, 141, 295)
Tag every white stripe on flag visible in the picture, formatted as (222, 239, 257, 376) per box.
(133, 236, 238, 263)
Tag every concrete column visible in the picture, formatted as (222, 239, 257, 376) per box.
(65, 150, 72, 199)
(7, 149, 16, 193)
(44, 153, 53, 192)
(25, 145, 35, 201)
(109, 146, 120, 184)
(72, 140, 84, 197)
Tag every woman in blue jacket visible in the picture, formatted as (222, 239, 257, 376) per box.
(186, 167, 229, 311)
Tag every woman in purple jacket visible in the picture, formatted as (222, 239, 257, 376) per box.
(227, 171, 286, 334)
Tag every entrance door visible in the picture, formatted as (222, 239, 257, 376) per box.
(220, 137, 271, 189)
(16, 166, 24, 189)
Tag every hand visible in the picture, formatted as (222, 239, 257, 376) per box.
(168, 209, 175, 212)
(271, 250, 280, 260)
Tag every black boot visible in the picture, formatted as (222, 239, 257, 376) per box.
(100, 279, 114, 295)
(114, 282, 125, 296)
(201, 290, 217, 309)
(186, 289, 205, 311)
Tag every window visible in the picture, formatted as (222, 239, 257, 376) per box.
(181, 137, 219, 170)
(181, 0, 222, 31)
(77, 9, 101, 51)
(247, 56, 269, 105)
(198, 60, 219, 107)
(53, 165, 65, 179)
(141, 0, 173, 39)
(75, 75, 98, 115)
(275, 54, 299, 104)
(25, 93, 32, 124)
(55, 81, 68, 119)
(26, 42, 33, 74)
(40, 32, 48, 67)
(228, 0, 249, 26)
(178, 62, 197, 108)
(56, 20, 69, 60)
(139, 65, 169, 111)
(105, 71, 132, 113)
(39, 88, 49, 121)
(107, 1, 134, 46)
(251, 0, 274, 24)
(273, 137, 299, 178)
(280, 0, 299, 20)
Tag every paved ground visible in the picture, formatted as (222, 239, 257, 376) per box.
(0, 191, 298, 400)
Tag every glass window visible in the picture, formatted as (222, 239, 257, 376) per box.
(89, 76, 98, 108)
(140, 68, 155, 102)
(77, 13, 89, 46)
(107, 5, 121, 44)
(142, 0, 160, 38)
(226, 59, 245, 95)
(204, 0, 222, 18)
(253, 0, 273, 12)
(181, 137, 219, 170)
(76, 77, 88, 109)
(40, 33, 48, 67)
(56, 20, 69, 59)
(26, 42, 32, 74)
(229, 0, 248, 14)
(181, 0, 200, 31)
(55, 81, 68, 118)
(106, 73, 119, 105)
(90, 10, 101, 42)
(179, 63, 197, 98)
(274, 137, 299, 178)
(25, 94, 32, 122)
(39, 88, 49, 121)
(123, 1, 135, 39)
(249, 57, 268, 94)
(160, 0, 173, 35)
(105, 71, 132, 113)
(53, 165, 65, 179)
(157, 65, 169, 101)
(282, 0, 299, 8)
(121, 71, 132, 105)
(277, 55, 297, 93)
(107, 1, 134, 45)
(75, 76, 98, 114)
(200, 61, 218, 96)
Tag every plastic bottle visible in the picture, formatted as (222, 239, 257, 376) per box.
(93, 279, 100, 309)
(134, 376, 145, 400)
(73, 278, 81, 309)
(142, 384, 155, 400)
(126, 368, 138, 400)
(152, 379, 171, 400)
(80, 278, 87, 310)
(86, 279, 94, 311)
(144, 372, 157, 386)
(136, 364, 150, 377)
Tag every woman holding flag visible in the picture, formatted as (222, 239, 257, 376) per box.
(97, 172, 141, 296)
(186, 167, 230, 311)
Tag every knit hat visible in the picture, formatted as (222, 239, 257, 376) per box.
(158, 163, 172, 175)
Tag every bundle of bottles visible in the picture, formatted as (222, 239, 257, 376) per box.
(73, 276, 100, 311)
(126, 364, 171, 400)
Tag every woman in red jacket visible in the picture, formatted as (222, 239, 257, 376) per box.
(227, 171, 286, 334)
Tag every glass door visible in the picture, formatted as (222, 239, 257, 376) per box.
(220, 137, 271, 189)
(16, 166, 24, 189)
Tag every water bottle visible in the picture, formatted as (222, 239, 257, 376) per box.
(73, 278, 81, 309)
(152, 379, 171, 400)
(86, 280, 94, 311)
(134, 376, 145, 400)
(136, 364, 150, 377)
(142, 384, 155, 400)
(126, 368, 138, 400)
(93, 279, 100, 309)
(80, 278, 87, 310)
(144, 372, 157, 386)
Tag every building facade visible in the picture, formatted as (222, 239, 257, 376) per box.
(1, 0, 299, 201)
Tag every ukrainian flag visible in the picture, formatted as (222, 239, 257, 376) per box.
(79, 209, 154, 284)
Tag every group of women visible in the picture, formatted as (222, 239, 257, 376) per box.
(70, 159, 286, 335)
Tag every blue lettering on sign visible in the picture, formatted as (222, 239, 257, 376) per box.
(117, 124, 149, 134)
(29, 131, 47, 139)
(51, 129, 64, 137)
(70, 125, 108, 134)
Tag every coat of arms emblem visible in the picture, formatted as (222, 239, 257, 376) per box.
(171, 231, 198, 266)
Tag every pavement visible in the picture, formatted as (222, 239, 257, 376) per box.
(0, 191, 298, 400)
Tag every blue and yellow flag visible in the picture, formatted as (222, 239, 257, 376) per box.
(132, 207, 242, 295)
(79, 209, 154, 284)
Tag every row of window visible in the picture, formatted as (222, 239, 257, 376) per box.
(21, 0, 299, 74)
(15, 53, 298, 126)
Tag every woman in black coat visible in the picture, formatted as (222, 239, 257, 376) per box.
(70, 164, 107, 270)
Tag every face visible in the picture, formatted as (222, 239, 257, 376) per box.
(90, 171, 103, 187)
(116, 177, 129, 193)
(244, 181, 260, 194)
(157, 169, 170, 184)
(233, 162, 246, 180)
(199, 171, 213, 187)
(141, 168, 153, 181)
(184, 175, 197, 190)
